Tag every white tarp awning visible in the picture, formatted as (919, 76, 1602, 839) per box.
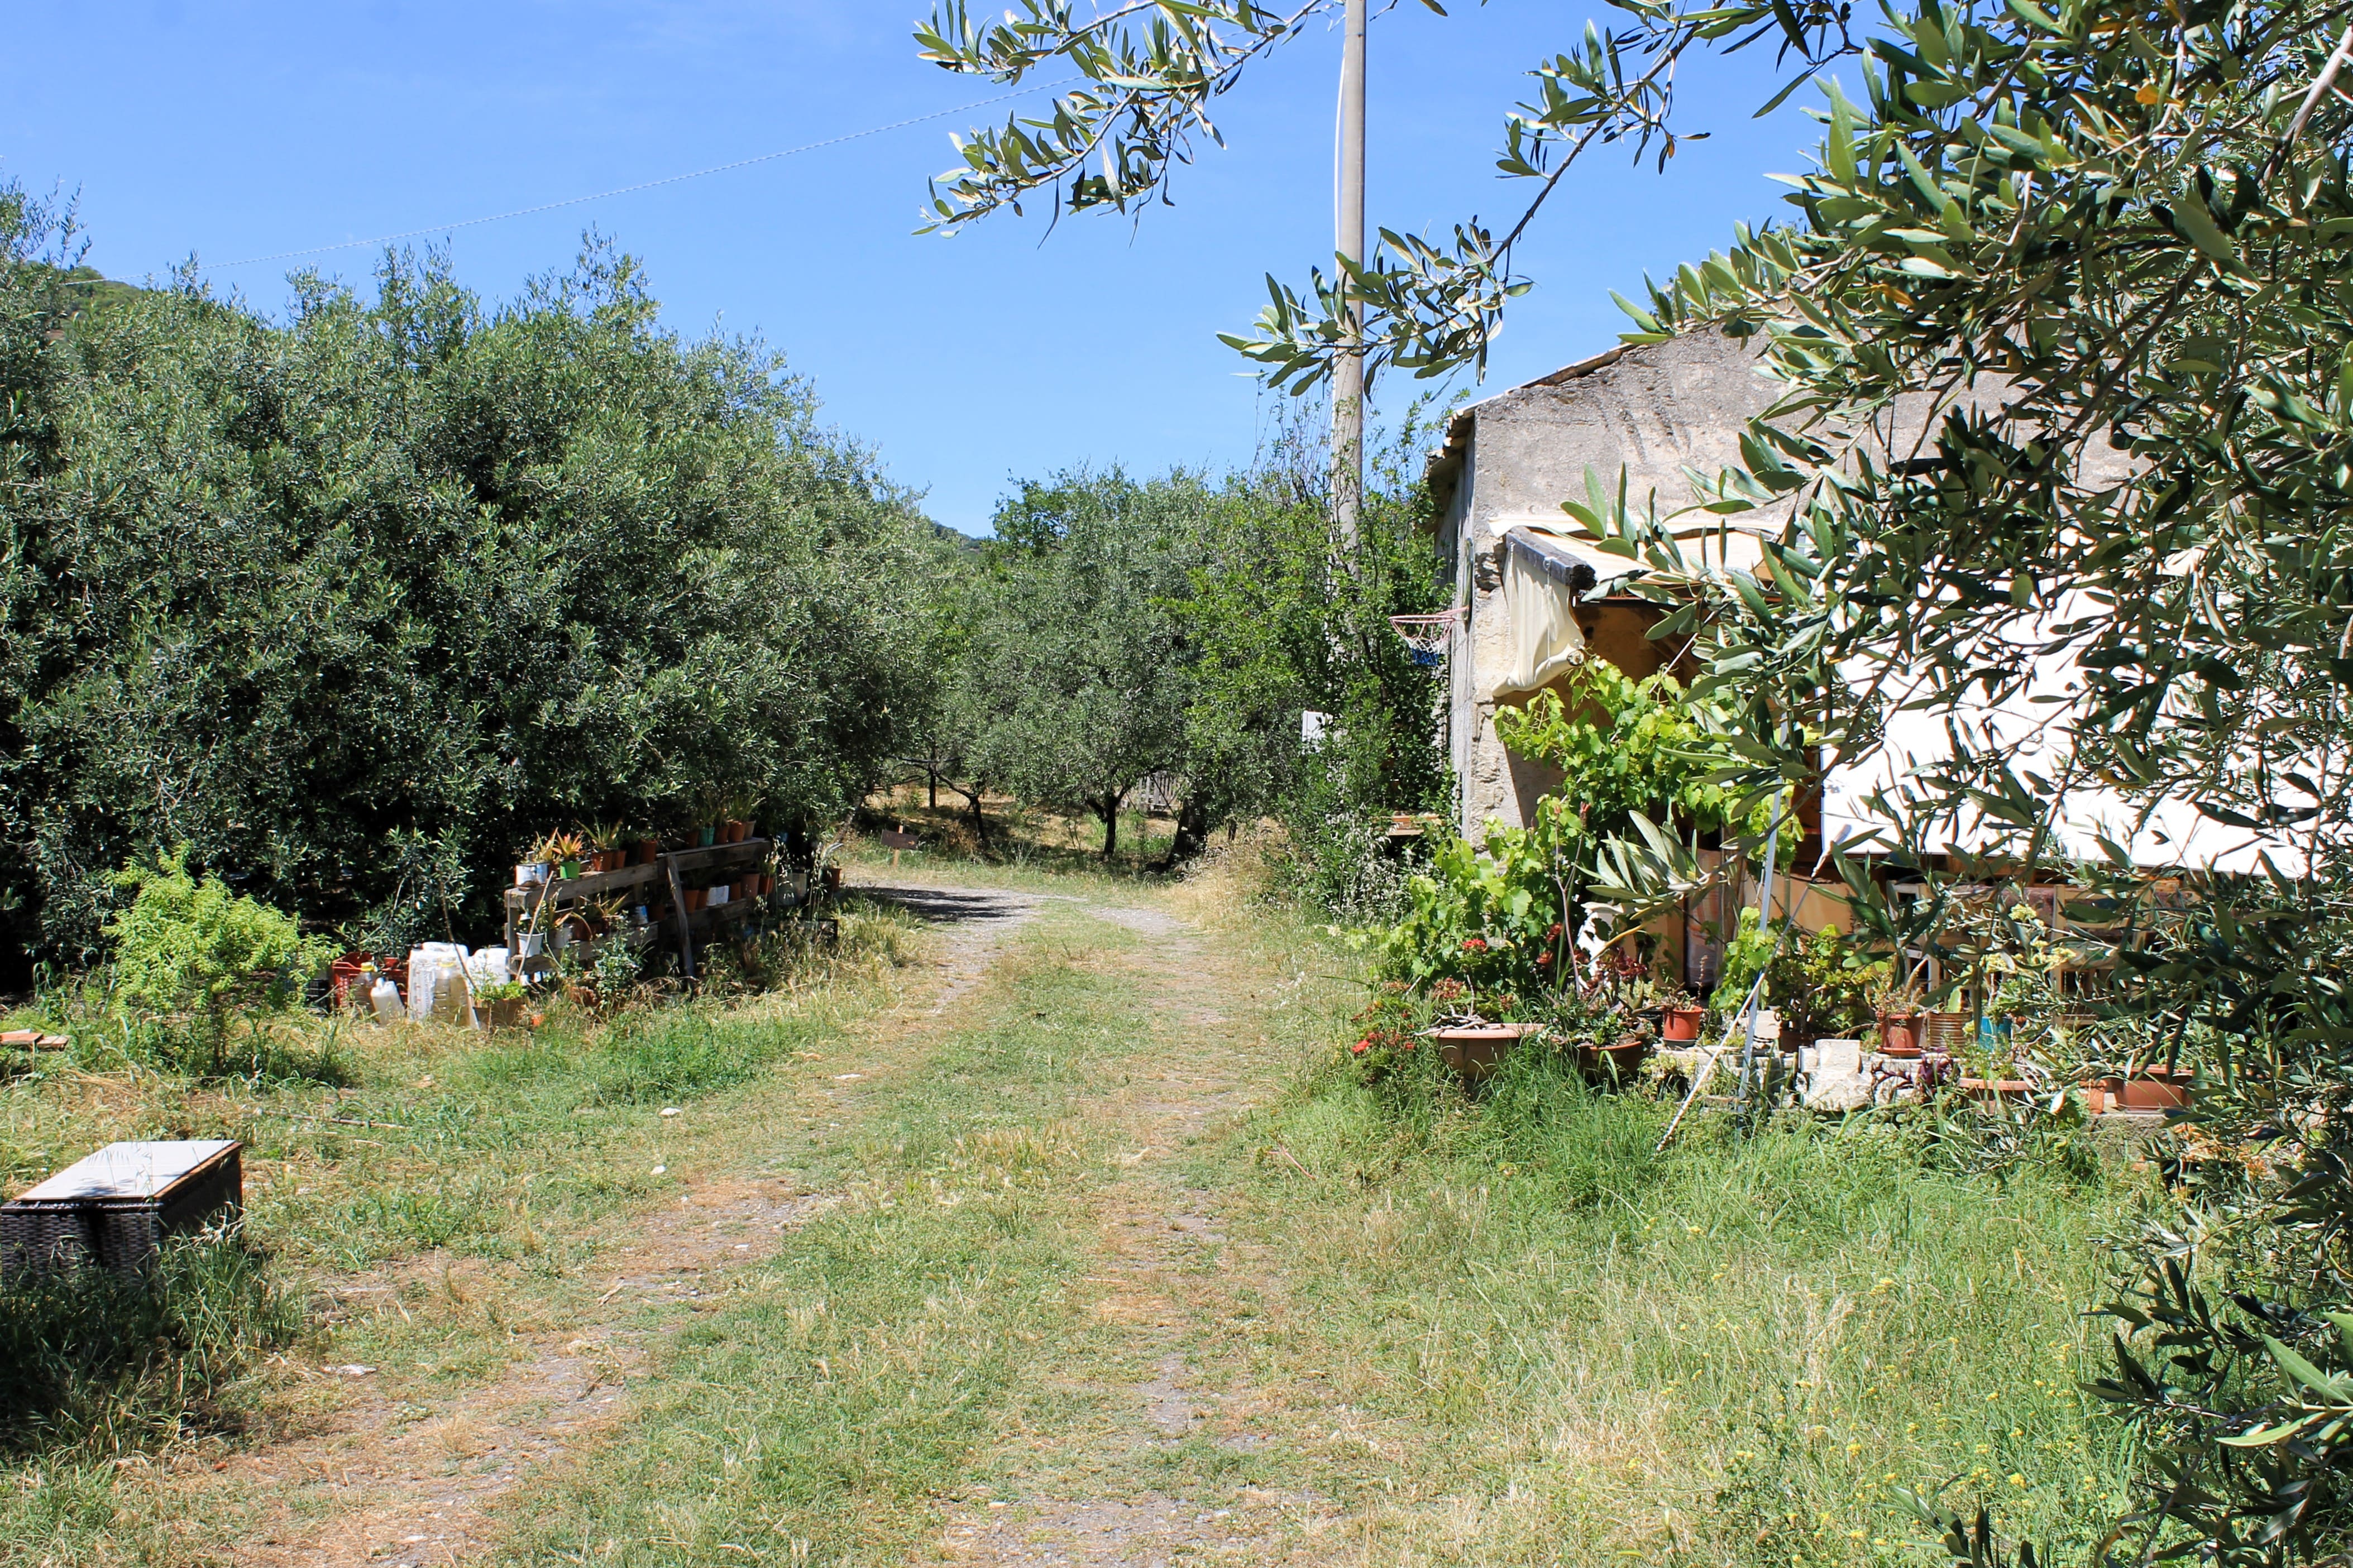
(1488, 517, 1771, 699)
(1820, 612, 2319, 876)
(1490, 528, 1601, 697)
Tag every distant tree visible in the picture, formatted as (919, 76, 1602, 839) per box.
(948, 424, 1447, 879)
(1178, 402, 1450, 898)
(895, 534, 1001, 847)
(963, 469, 1200, 859)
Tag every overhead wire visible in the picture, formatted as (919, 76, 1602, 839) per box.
(208, 76, 1080, 271)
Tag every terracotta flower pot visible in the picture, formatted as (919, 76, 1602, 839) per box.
(482, 998, 525, 1030)
(1876, 1011, 1923, 1058)
(1662, 1006, 1705, 1042)
(1960, 1076, 2035, 1103)
(2093, 1070, 2189, 1110)
(1922, 1010, 1971, 1054)
(1427, 1024, 1532, 1081)
(637, 838, 660, 865)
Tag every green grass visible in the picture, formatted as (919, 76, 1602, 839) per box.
(1202, 933, 2158, 1567)
(0, 865, 2155, 1567)
(0, 1232, 303, 1461)
(0, 902, 923, 1564)
(496, 911, 1151, 1566)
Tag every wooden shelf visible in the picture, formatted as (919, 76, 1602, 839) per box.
(504, 838, 812, 985)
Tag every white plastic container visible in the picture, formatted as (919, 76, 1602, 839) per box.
(432, 970, 471, 1024)
(406, 944, 462, 1023)
(369, 977, 403, 1023)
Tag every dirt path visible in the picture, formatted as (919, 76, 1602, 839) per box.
(929, 898, 1345, 1568)
(181, 885, 1045, 1568)
(149, 875, 1352, 1568)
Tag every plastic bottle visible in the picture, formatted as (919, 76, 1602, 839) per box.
(370, 977, 403, 1023)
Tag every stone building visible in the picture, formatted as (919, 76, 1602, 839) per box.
(1424, 326, 1783, 840)
(1422, 325, 2299, 992)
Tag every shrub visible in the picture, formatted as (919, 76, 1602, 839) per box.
(104, 852, 331, 1069)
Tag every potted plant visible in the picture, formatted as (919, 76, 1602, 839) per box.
(475, 980, 528, 1030)
(522, 831, 568, 885)
(1659, 986, 1706, 1043)
(1869, 977, 1925, 1058)
(1767, 927, 1883, 1056)
(723, 790, 766, 844)
(1426, 1021, 1534, 1080)
(539, 830, 586, 880)
(1416, 979, 1532, 1081)
(581, 822, 624, 873)
(2085, 1051, 2192, 1111)
(636, 835, 661, 865)
(1580, 1014, 1654, 1081)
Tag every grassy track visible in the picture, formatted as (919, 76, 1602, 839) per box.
(0, 908, 924, 1565)
(482, 862, 2149, 1567)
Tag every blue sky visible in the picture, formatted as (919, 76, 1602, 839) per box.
(7, 2, 1820, 534)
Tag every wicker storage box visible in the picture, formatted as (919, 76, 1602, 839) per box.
(2, 1140, 242, 1279)
(0, 1202, 100, 1273)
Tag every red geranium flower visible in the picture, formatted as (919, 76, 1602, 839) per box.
(1462, 937, 1489, 952)
(1351, 1039, 1370, 1055)
(1536, 951, 1553, 967)
(1546, 922, 1565, 941)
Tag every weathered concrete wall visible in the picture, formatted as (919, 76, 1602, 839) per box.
(1436, 328, 1778, 836)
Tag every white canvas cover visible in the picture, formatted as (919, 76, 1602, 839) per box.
(1491, 529, 1591, 698)
(1820, 608, 2319, 875)
(1485, 516, 1771, 699)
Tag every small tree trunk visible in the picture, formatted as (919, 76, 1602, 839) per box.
(1160, 795, 1212, 871)
(1101, 795, 1120, 860)
(968, 784, 989, 850)
(928, 767, 939, 811)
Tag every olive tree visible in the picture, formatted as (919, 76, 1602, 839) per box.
(958, 468, 1199, 859)
(0, 199, 932, 976)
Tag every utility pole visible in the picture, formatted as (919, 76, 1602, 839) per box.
(1331, 0, 1367, 547)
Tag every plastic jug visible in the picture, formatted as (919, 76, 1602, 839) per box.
(369, 977, 403, 1023)
(406, 944, 461, 1023)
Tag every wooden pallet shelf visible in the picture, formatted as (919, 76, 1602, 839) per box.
(503, 838, 811, 982)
